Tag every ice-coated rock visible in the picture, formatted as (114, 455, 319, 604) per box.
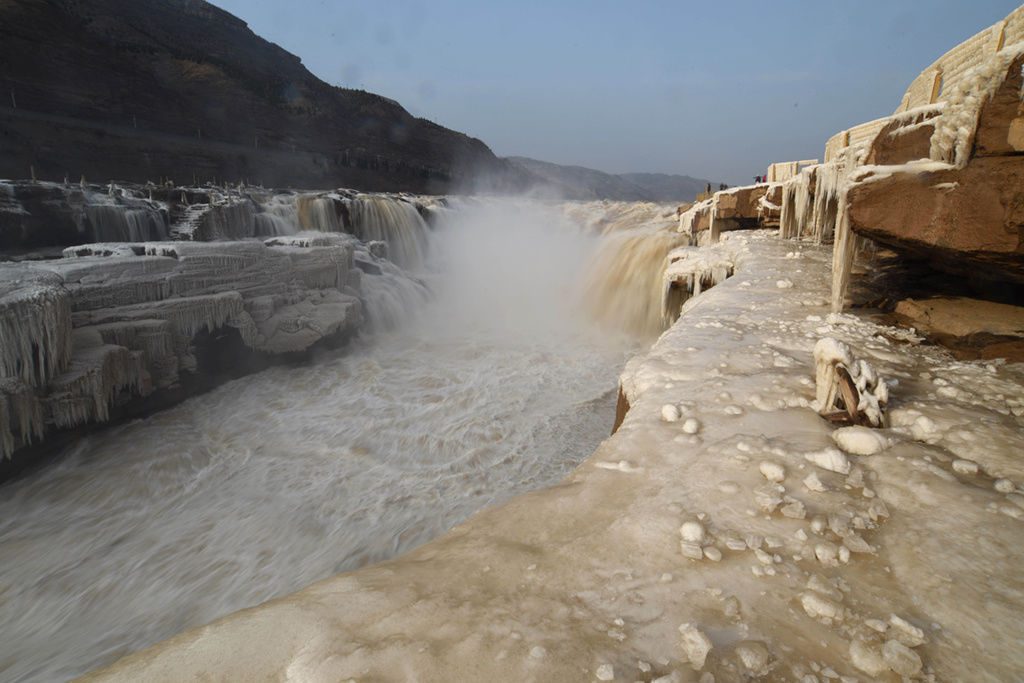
(679, 520, 707, 544)
(883, 638, 923, 676)
(595, 663, 614, 680)
(804, 447, 851, 475)
(734, 640, 771, 676)
(661, 403, 681, 422)
(0, 235, 372, 459)
(831, 426, 892, 455)
(889, 615, 926, 647)
(682, 417, 701, 434)
(703, 546, 722, 562)
(781, 499, 807, 519)
(678, 623, 713, 669)
(952, 459, 979, 475)
(803, 472, 828, 492)
(680, 541, 704, 560)
(994, 478, 1016, 493)
(759, 460, 786, 482)
(814, 543, 839, 566)
(849, 639, 887, 677)
(800, 592, 843, 622)
(813, 337, 888, 426)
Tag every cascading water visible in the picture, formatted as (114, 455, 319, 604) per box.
(579, 227, 690, 338)
(0, 197, 645, 682)
(85, 204, 168, 242)
(253, 195, 300, 237)
(347, 196, 431, 271)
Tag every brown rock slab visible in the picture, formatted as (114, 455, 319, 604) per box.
(894, 296, 1024, 360)
(974, 53, 1024, 158)
(866, 110, 940, 166)
(847, 156, 1024, 284)
(714, 185, 769, 228)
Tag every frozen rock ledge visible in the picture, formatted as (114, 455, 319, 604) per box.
(1, 234, 363, 463)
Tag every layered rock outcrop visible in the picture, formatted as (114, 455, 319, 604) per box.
(0, 235, 364, 461)
(684, 6, 1024, 317)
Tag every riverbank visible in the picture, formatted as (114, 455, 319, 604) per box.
(83, 231, 1024, 681)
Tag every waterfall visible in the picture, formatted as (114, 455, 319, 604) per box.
(254, 195, 299, 237)
(579, 227, 690, 338)
(296, 195, 347, 233)
(358, 263, 432, 334)
(346, 196, 430, 272)
(290, 194, 432, 272)
(85, 204, 167, 243)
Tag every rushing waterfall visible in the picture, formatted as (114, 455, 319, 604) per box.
(0, 197, 642, 682)
(579, 227, 690, 338)
(290, 193, 431, 271)
(254, 195, 300, 237)
(347, 196, 431, 272)
(296, 194, 347, 233)
(84, 204, 167, 242)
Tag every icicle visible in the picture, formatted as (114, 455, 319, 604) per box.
(707, 195, 721, 244)
(0, 282, 72, 386)
(661, 244, 735, 325)
(44, 345, 148, 429)
(0, 379, 44, 458)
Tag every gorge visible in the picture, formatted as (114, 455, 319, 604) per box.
(0, 1, 1023, 682)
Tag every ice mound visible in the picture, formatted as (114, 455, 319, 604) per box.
(813, 337, 888, 427)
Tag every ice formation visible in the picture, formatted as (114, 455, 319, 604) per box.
(0, 225, 434, 456)
(661, 242, 735, 325)
(813, 337, 888, 427)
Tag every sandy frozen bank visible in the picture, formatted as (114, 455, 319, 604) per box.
(83, 231, 1024, 681)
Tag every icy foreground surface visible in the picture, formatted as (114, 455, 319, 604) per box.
(86, 231, 1024, 681)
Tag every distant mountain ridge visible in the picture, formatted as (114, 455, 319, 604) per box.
(0, 0, 530, 193)
(508, 157, 716, 202)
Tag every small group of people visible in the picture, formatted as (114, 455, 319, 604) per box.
(753, 174, 767, 184)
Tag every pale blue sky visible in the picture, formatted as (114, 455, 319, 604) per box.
(210, 0, 1021, 185)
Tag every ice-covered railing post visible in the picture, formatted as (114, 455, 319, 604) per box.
(813, 337, 888, 427)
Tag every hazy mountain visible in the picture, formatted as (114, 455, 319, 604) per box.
(507, 157, 651, 200)
(0, 0, 530, 193)
(619, 172, 716, 202)
(507, 157, 716, 202)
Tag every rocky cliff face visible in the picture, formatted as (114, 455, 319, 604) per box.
(0, 0, 530, 193)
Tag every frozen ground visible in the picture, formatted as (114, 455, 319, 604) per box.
(85, 230, 1024, 681)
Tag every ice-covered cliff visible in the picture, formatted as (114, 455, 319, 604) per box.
(0, 187, 439, 463)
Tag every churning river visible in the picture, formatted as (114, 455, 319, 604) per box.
(0, 198, 677, 681)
